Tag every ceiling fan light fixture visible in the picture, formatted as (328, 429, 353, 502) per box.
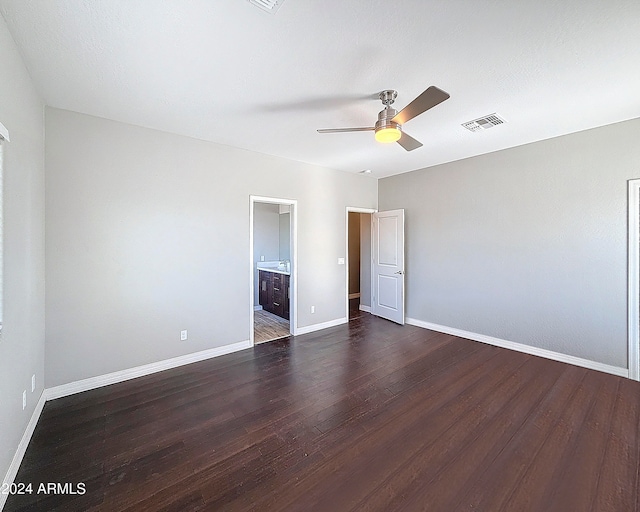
(375, 126, 402, 143)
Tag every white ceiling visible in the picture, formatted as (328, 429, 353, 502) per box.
(1, 0, 639, 178)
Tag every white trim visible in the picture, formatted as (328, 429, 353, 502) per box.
(45, 340, 252, 400)
(345, 207, 376, 322)
(295, 317, 348, 335)
(250, 196, 298, 341)
(406, 317, 629, 378)
(1, 392, 46, 510)
(348, 293, 361, 299)
(359, 304, 371, 313)
(0, 120, 9, 142)
(347, 207, 378, 213)
(628, 179, 640, 381)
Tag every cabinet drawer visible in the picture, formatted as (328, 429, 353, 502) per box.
(272, 300, 284, 317)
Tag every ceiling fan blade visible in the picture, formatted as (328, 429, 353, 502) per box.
(317, 127, 375, 133)
(396, 131, 423, 151)
(391, 86, 450, 125)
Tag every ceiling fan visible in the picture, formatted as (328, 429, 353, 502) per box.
(317, 86, 450, 151)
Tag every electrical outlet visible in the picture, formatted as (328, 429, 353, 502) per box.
(311, 306, 315, 314)
(22, 390, 26, 410)
(180, 330, 188, 341)
(32, 374, 36, 393)
(260, 255, 265, 261)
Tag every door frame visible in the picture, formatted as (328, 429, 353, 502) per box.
(345, 207, 376, 321)
(250, 195, 298, 344)
(628, 179, 640, 380)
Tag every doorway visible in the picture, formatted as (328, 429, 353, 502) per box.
(346, 207, 375, 321)
(348, 207, 406, 325)
(250, 196, 297, 344)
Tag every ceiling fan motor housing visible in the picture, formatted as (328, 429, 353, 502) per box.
(375, 107, 401, 133)
(376, 90, 401, 133)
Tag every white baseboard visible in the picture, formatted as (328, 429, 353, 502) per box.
(359, 304, 371, 313)
(253, 305, 263, 311)
(1, 391, 46, 511)
(295, 317, 348, 336)
(45, 340, 253, 401)
(348, 293, 361, 299)
(406, 317, 629, 378)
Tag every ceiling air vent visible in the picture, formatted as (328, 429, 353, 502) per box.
(462, 113, 506, 132)
(247, 0, 285, 14)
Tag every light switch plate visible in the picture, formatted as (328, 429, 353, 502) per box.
(338, 258, 345, 265)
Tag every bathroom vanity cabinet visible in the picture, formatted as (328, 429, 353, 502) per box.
(259, 270, 290, 320)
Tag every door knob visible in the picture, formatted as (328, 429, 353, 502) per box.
(395, 270, 404, 275)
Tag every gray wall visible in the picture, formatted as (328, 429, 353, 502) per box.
(279, 212, 290, 261)
(253, 202, 280, 304)
(360, 213, 372, 308)
(45, 107, 377, 387)
(379, 117, 640, 369)
(0, 16, 45, 486)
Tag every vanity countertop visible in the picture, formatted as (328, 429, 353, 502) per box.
(258, 267, 290, 276)
(257, 261, 290, 275)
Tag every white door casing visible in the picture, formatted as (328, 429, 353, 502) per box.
(628, 179, 640, 381)
(345, 207, 376, 320)
(249, 195, 297, 344)
(372, 209, 405, 324)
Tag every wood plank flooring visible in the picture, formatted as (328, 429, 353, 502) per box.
(254, 309, 290, 343)
(5, 314, 640, 511)
(348, 297, 363, 320)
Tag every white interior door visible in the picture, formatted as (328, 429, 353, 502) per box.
(372, 209, 405, 324)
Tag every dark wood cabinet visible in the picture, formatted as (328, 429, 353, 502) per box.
(259, 270, 270, 308)
(259, 270, 290, 320)
(283, 278, 290, 320)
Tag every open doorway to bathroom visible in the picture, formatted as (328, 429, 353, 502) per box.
(346, 208, 375, 321)
(250, 196, 296, 344)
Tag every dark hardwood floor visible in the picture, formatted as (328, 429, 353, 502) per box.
(6, 314, 640, 511)
(348, 297, 363, 320)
